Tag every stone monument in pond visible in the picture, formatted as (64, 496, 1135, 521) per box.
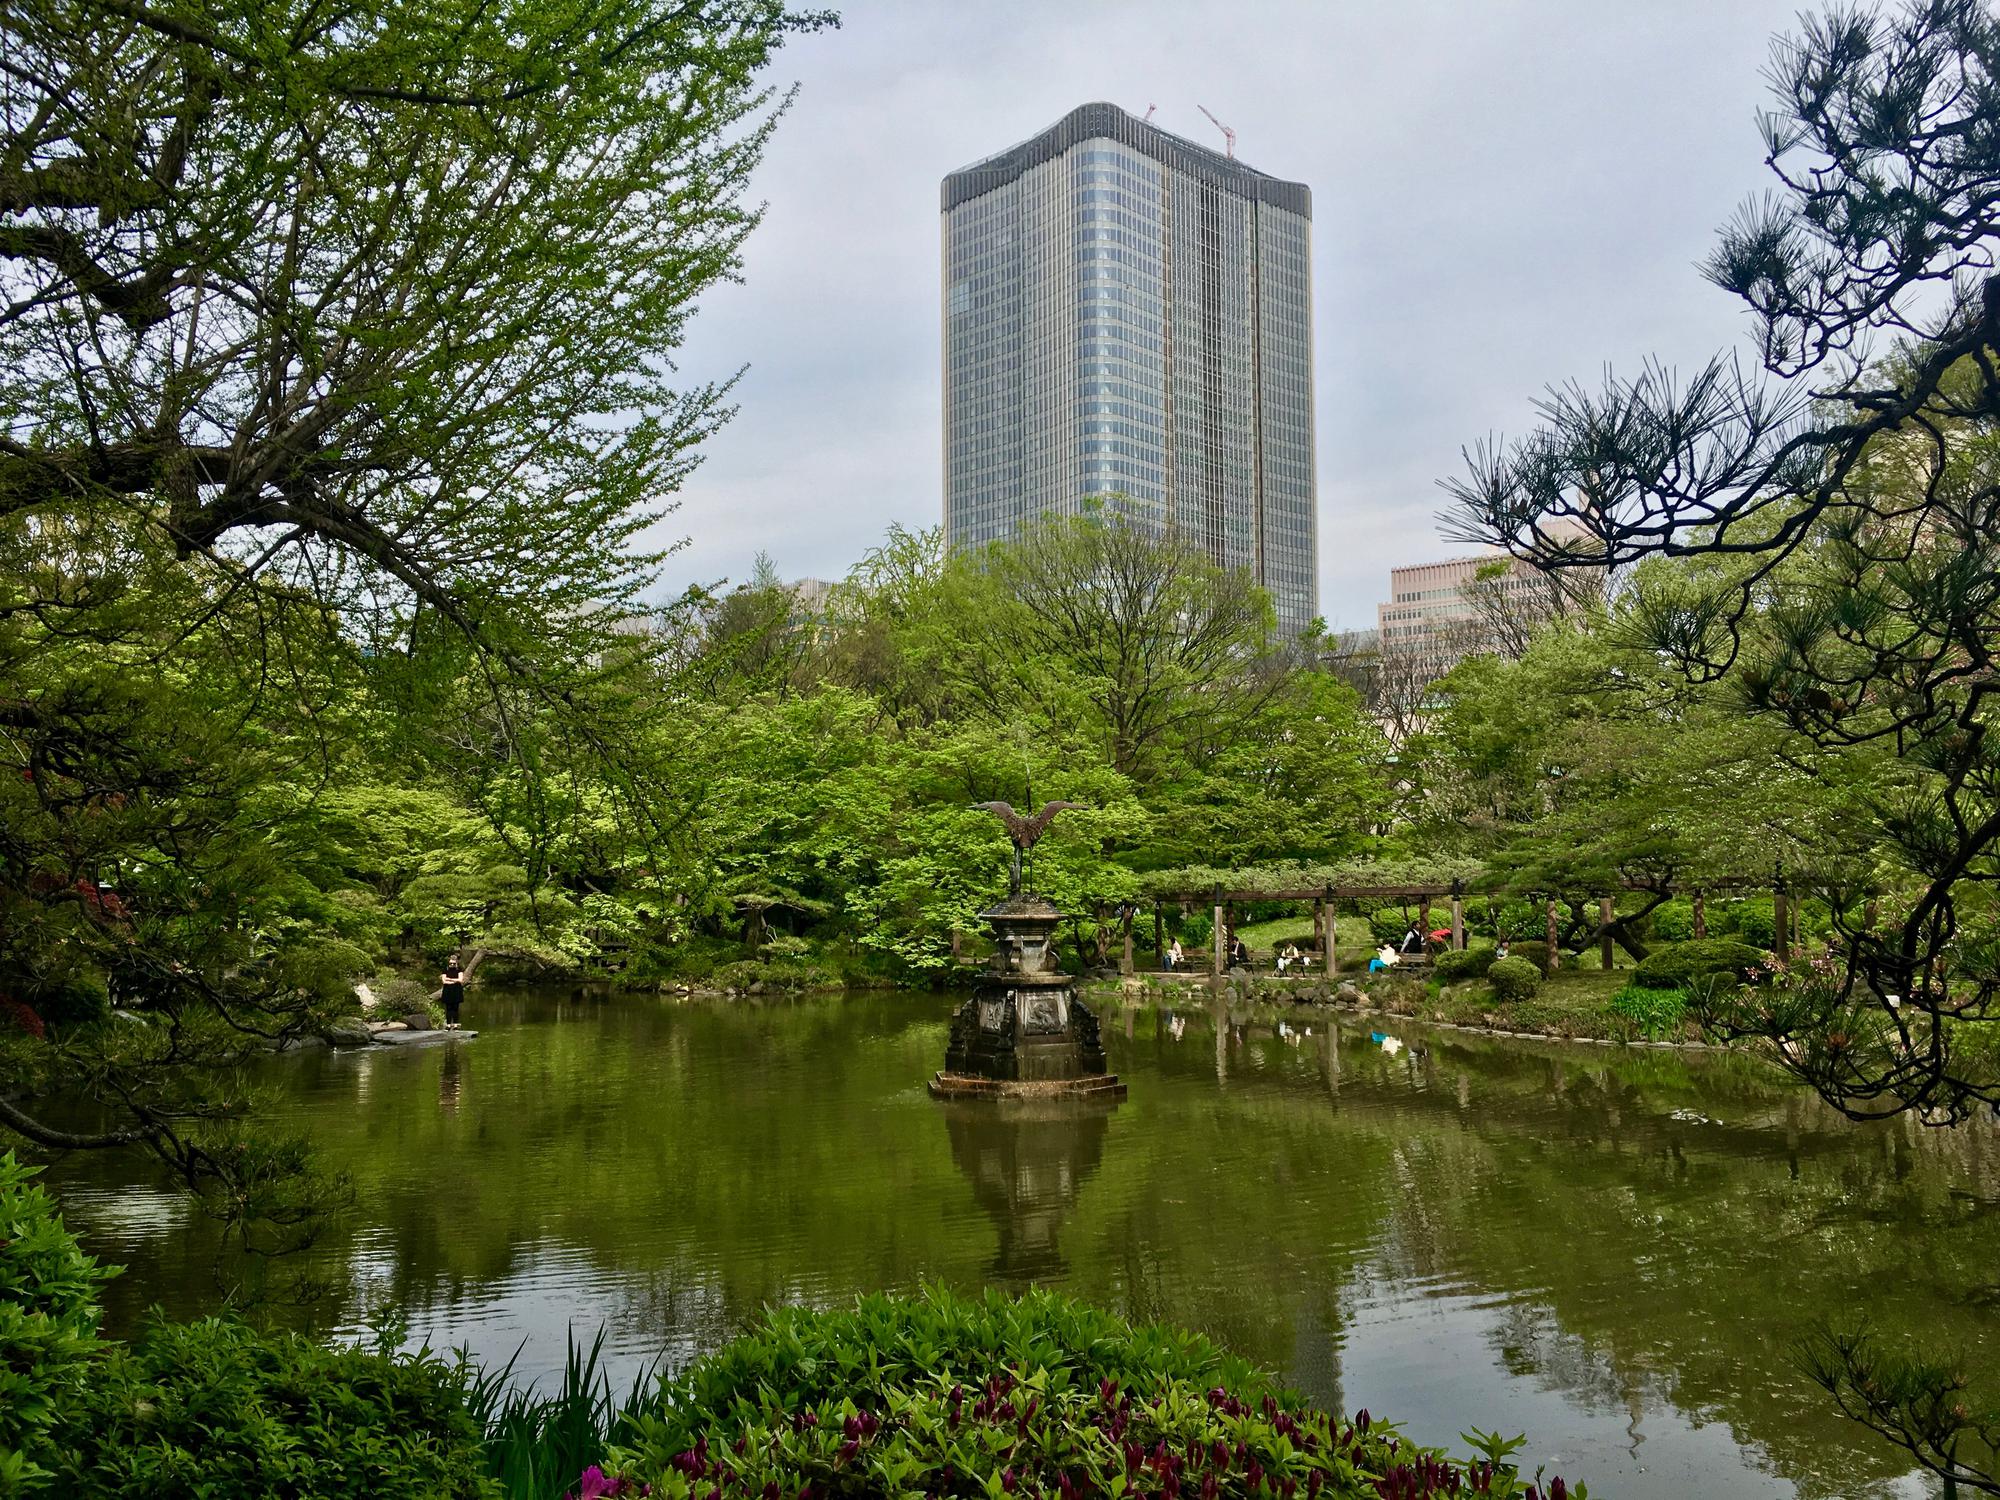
(928, 801, 1126, 1100)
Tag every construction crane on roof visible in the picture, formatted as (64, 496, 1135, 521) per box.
(1196, 104, 1235, 158)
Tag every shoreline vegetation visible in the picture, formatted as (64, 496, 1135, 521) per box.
(1, 1163, 1586, 1500)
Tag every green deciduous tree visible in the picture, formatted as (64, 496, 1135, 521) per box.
(1, 0, 827, 1248)
(1444, 2, 2000, 1485)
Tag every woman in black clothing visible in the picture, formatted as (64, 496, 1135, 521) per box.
(440, 954, 465, 1029)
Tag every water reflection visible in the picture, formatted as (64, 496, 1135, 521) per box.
(939, 1096, 1116, 1281)
(35, 990, 2000, 1500)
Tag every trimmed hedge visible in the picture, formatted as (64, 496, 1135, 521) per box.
(1504, 940, 1551, 976)
(1487, 957, 1542, 1002)
(1632, 939, 1767, 990)
(1434, 945, 1497, 982)
(606, 1288, 1575, 1499)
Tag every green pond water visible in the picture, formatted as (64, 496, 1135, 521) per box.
(49, 988, 2000, 1500)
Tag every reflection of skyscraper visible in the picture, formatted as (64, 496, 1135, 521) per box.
(940, 1098, 1116, 1281)
(942, 103, 1317, 635)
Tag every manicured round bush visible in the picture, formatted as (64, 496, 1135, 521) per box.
(1632, 939, 1767, 990)
(605, 1288, 1570, 1499)
(1487, 956, 1542, 1002)
(1504, 939, 1550, 975)
(1434, 945, 1497, 983)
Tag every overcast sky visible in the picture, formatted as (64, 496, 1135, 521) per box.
(655, 0, 1806, 630)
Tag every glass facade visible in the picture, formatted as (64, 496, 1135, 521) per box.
(942, 102, 1317, 635)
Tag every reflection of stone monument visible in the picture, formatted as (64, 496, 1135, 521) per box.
(929, 802, 1125, 1099)
(940, 1097, 1114, 1280)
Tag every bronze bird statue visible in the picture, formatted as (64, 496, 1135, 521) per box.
(971, 800, 1081, 895)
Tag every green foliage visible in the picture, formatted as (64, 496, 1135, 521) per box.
(54, 1320, 495, 1500)
(1632, 941, 1768, 991)
(1651, 901, 1696, 942)
(1435, 946, 1498, 983)
(1136, 858, 1484, 900)
(0, 1150, 490, 1498)
(1176, 912, 1214, 947)
(1610, 985, 1689, 1041)
(1505, 940, 1550, 976)
(0, 1154, 116, 1494)
(1727, 898, 1778, 949)
(605, 1288, 1573, 1500)
(464, 1330, 645, 1500)
(1487, 957, 1542, 1003)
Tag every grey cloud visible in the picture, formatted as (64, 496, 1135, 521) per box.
(653, 0, 1806, 626)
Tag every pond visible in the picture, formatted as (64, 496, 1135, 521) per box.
(48, 989, 2000, 1500)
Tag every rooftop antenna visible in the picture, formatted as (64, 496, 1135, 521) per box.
(1143, 103, 1157, 122)
(1196, 104, 1236, 158)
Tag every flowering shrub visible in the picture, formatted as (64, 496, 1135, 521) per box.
(601, 1289, 1583, 1499)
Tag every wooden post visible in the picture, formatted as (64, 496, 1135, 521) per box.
(1121, 912, 1134, 976)
(1545, 897, 1561, 972)
(1325, 891, 1339, 975)
(1212, 889, 1226, 978)
(1418, 896, 1432, 953)
(1153, 905, 1164, 969)
(1450, 886, 1465, 951)
(1312, 896, 1326, 968)
(1773, 867, 1791, 963)
(1692, 888, 1707, 940)
(1600, 895, 1615, 971)
(950, 928, 962, 964)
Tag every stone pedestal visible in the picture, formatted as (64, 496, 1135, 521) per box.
(930, 894, 1125, 1100)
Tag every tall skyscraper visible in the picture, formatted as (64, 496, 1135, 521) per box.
(941, 102, 1318, 635)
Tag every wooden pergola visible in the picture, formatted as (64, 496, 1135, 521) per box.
(1131, 869, 1855, 979)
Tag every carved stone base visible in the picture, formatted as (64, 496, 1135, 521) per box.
(927, 1070, 1126, 1100)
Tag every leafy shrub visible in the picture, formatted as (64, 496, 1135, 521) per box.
(1487, 957, 1541, 1002)
(1434, 945, 1497, 983)
(1, 1150, 496, 1499)
(1175, 911, 1213, 947)
(1476, 898, 1542, 940)
(0, 1153, 116, 1492)
(1504, 939, 1550, 975)
(52, 1320, 495, 1499)
(708, 958, 835, 992)
(605, 1287, 1572, 1500)
(1610, 985, 1688, 1041)
(1632, 939, 1767, 990)
(1650, 901, 1696, 942)
(1726, 898, 1777, 948)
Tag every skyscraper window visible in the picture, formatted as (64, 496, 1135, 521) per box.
(941, 102, 1318, 635)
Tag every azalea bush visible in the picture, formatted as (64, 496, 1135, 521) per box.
(600, 1288, 1583, 1499)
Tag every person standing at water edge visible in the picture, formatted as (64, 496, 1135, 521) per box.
(441, 954, 466, 1029)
